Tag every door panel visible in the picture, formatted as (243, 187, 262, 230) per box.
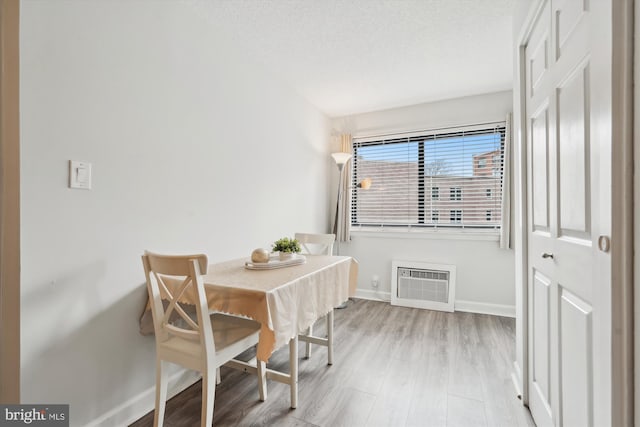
(555, 0, 588, 59)
(532, 271, 551, 407)
(559, 288, 593, 427)
(525, 1, 610, 426)
(530, 37, 549, 97)
(531, 107, 550, 231)
(557, 63, 590, 238)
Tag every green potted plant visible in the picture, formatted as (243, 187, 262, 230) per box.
(272, 237, 301, 261)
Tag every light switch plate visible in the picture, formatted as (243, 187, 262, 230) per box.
(69, 160, 92, 190)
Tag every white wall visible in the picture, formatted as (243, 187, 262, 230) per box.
(332, 91, 515, 315)
(20, 1, 330, 426)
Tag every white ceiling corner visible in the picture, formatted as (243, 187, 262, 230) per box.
(200, 0, 516, 117)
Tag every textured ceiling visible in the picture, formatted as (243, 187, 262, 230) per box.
(198, 0, 515, 117)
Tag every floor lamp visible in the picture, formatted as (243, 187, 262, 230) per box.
(332, 152, 352, 309)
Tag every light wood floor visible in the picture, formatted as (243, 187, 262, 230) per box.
(131, 299, 535, 427)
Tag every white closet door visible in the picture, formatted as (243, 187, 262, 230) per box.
(524, 1, 611, 426)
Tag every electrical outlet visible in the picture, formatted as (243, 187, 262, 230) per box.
(371, 274, 379, 288)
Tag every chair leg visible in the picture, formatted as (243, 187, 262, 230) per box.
(257, 359, 267, 401)
(216, 367, 221, 385)
(304, 325, 313, 359)
(201, 370, 215, 427)
(327, 309, 334, 365)
(289, 335, 299, 409)
(154, 359, 168, 427)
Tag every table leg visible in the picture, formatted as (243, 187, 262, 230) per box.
(289, 335, 299, 409)
(327, 309, 334, 365)
(257, 359, 267, 401)
(304, 325, 313, 359)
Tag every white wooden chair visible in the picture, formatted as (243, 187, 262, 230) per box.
(142, 252, 266, 427)
(294, 232, 336, 363)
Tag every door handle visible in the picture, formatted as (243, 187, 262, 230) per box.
(598, 236, 610, 253)
(542, 253, 554, 259)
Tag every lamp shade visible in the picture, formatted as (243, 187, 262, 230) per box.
(331, 152, 352, 165)
(358, 178, 372, 190)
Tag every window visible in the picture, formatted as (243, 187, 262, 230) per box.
(450, 187, 462, 201)
(450, 210, 462, 224)
(351, 123, 505, 229)
(432, 187, 439, 200)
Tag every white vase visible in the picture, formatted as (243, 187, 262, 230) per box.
(279, 252, 294, 261)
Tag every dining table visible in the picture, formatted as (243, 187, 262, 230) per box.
(140, 254, 359, 408)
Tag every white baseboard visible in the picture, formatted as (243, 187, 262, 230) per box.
(87, 369, 200, 427)
(354, 288, 390, 302)
(454, 300, 516, 318)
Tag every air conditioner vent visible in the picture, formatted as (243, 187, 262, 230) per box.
(405, 268, 449, 282)
(391, 261, 456, 312)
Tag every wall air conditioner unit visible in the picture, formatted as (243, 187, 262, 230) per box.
(391, 260, 456, 312)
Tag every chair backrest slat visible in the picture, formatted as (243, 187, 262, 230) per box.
(295, 233, 335, 255)
(146, 253, 208, 276)
(159, 275, 200, 332)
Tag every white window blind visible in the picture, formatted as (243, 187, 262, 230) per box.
(351, 123, 506, 229)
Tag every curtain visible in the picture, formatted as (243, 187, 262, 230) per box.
(334, 134, 352, 243)
(500, 113, 512, 249)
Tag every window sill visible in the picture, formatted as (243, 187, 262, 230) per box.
(350, 227, 500, 241)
